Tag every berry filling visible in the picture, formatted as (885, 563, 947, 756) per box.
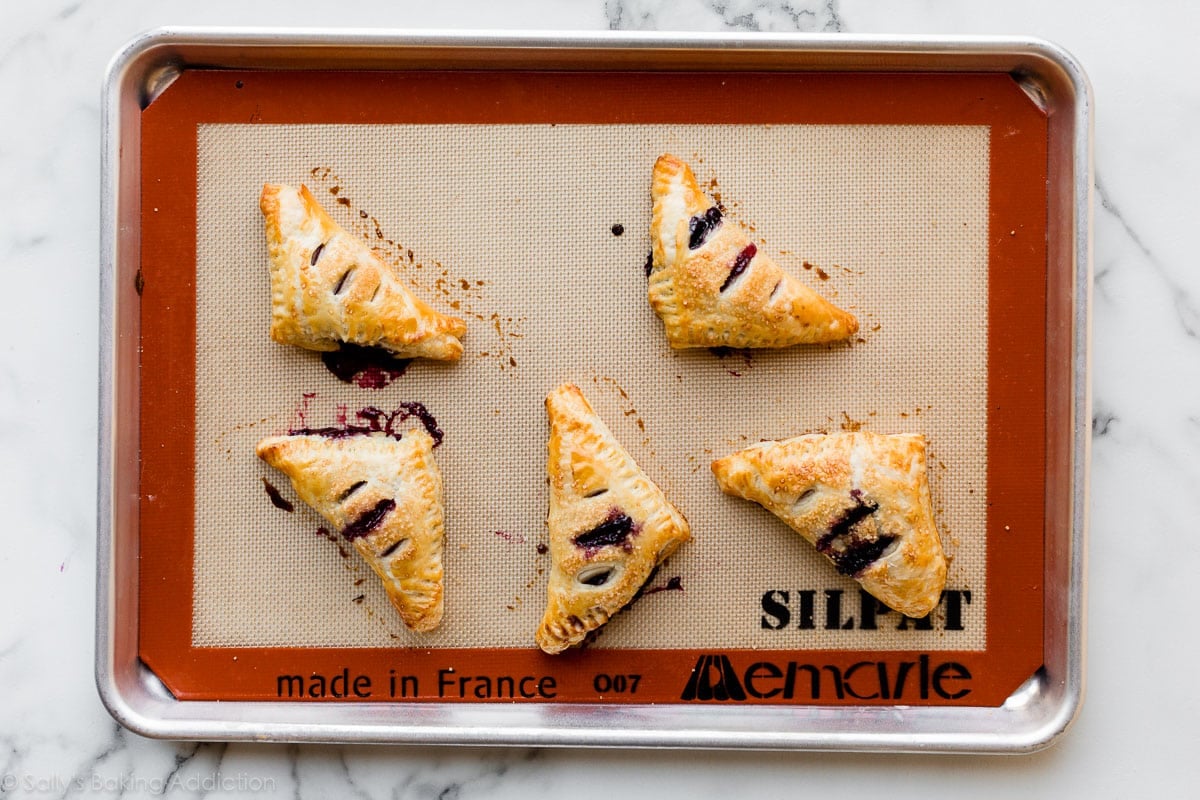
(573, 509, 636, 551)
(338, 480, 367, 503)
(719, 244, 757, 292)
(816, 492, 895, 576)
(688, 207, 723, 249)
(332, 267, 354, 295)
(379, 536, 409, 558)
(342, 498, 396, 541)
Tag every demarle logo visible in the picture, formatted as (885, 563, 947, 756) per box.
(681, 654, 747, 701)
(680, 653, 973, 701)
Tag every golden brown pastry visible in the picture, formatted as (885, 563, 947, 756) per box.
(649, 154, 858, 349)
(256, 428, 445, 632)
(260, 183, 466, 360)
(537, 384, 691, 653)
(711, 432, 946, 617)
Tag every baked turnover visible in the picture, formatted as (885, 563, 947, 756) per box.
(257, 428, 446, 632)
(649, 154, 858, 349)
(260, 183, 466, 360)
(537, 384, 691, 653)
(712, 432, 946, 617)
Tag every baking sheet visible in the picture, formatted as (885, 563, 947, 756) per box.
(98, 31, 1089, 750)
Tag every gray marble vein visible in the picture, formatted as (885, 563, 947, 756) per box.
(606, 0, 843, 31)
(1094, 173, 1200, 335)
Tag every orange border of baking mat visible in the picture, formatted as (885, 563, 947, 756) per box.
(137, 70, 1047, 705)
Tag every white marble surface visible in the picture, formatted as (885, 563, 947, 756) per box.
(1, 0, 1196, 796)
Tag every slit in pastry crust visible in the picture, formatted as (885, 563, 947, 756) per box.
(256, 428, 446, 632)
(537, 384, 691, 654)
(649, 154, 858, 349)
(711, 432, 946, 618)
(260, 183, 467, 361)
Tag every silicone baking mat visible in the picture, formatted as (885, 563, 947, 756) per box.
(136, 70, 1047, 705)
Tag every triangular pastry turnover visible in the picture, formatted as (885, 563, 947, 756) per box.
(256, 428, 445, 632)
(712, 432, 946, 618)
(537, 384, 691, 654)
(260, 183, 467, 360)
(649, 154, 858, 349)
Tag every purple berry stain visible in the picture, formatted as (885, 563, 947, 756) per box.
(321, 343, 412, 389)
(262, 477, 294, 512)
(643, 576, 684, 595)
(709, 346, 753, 376)
(290, 402, 443, 446)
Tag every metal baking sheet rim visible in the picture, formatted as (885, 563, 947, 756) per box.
(97, 28, 1091, 753)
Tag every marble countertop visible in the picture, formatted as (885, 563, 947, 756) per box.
(2, 0, 1195, 796)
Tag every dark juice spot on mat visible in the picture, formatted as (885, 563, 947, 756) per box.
(320, 343, 412, 389)
(644, 575, 684, 595)
(536, 543, 549, 555)
(708, 346, 753, 374)
(611, 223, 625, 236)
(643, 250, 653, 277)
(342, 499, 396, 541)
(261, 478, 294, 512)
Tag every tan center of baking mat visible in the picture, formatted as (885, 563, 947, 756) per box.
(193, 122, 988, 652)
